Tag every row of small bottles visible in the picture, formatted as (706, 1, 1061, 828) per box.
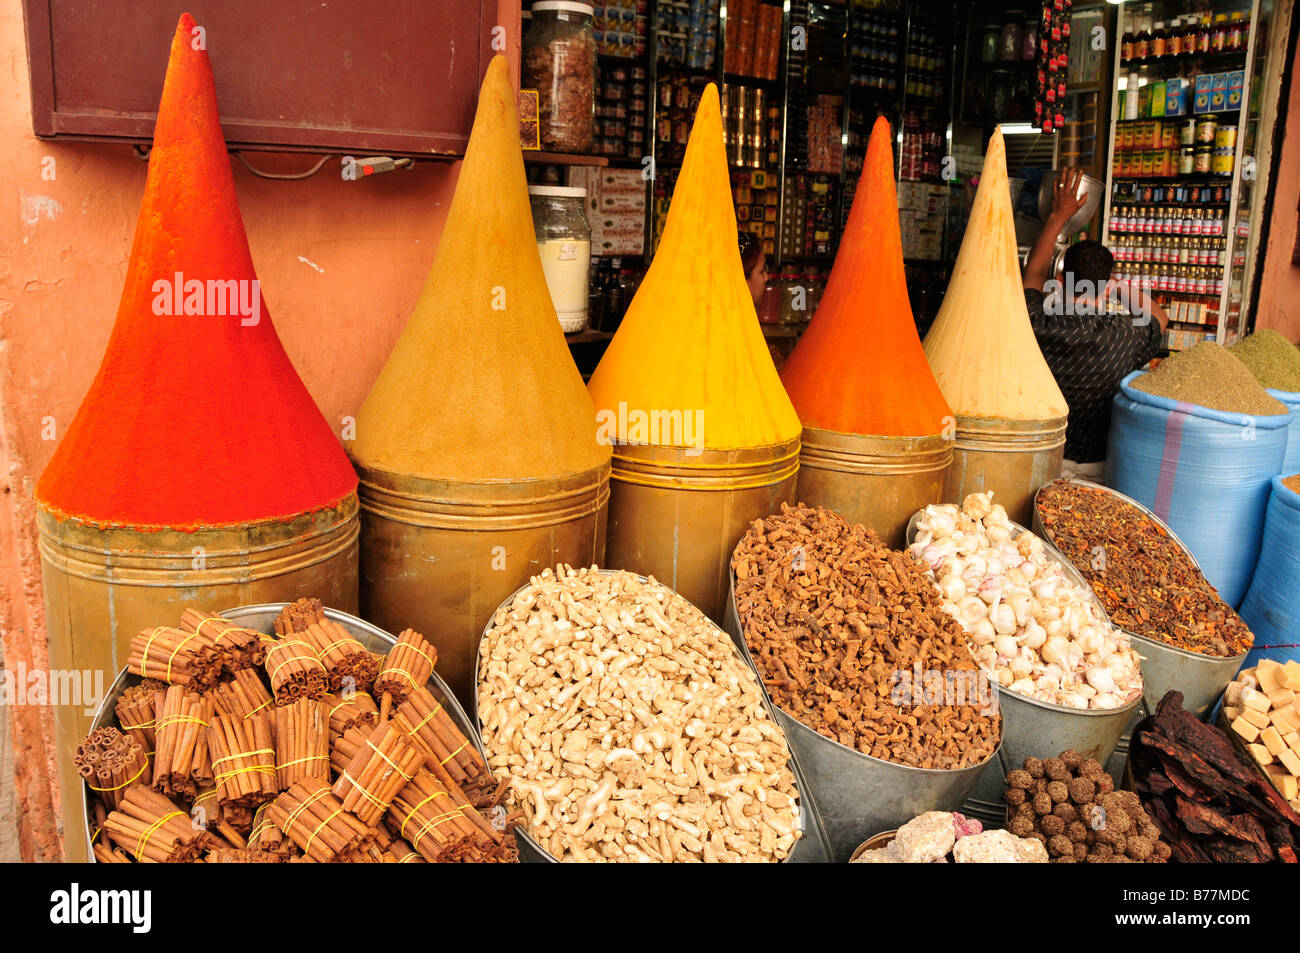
(1113, 261, 1224, 297)
(1109, 234, 1227, 268)
(1109, 204, 1228, 236)
(1120, 11, 1250, 64)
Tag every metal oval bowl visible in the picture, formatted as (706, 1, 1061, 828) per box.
(849, 829, 897, 861)
(472, 568, 831, 863)
(84, 602, 478, 862)
(724, 569, 1001, 863)
(1031, 479, 1248, 718)
(902, 507, 1140, 803)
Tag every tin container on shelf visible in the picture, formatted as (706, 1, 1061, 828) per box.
(83, 602, 466, 861)
(724, 572, 1000, 861)
(473, 570, 832, 863)
(528, 185, 592, 333)
(42, 499, 360, 862)
(1031, 479, 1248, 719)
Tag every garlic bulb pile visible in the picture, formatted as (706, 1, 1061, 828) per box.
(908, 492, 1143, 711)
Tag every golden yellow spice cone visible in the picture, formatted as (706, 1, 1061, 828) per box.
(923, 129, 1068, 421)
(587, 84, 799, 450)
(350, 55, 608, 481)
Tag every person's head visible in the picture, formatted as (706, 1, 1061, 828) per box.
(738, 232, 768, 307)
(1062, 240, 1114, 299)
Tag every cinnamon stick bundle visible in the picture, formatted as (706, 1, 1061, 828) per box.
(267, 779, 377, 862)
(332, 722, 425, 826)
(208, 669, 275, 720)
(75, 726, 151, 809)
(374, 628, 437, 717)
(192, 786, 252, 845)
(249, 802, 301, 860)
(263, 635, 328, 704)
(152, 685, 214, 799)
(178, 608, 266, 672)
(323, 690, 379, 742)
(273, 698, 329, 789)
(388, 770, 515, 863)
(93, 841, 133, 863)
(208, 711, 277, 811)
(102, 786, 205, 863)
(127, 626, 222, 691)
(115, 678, 165, 751)
(392, 686, 489, 790)
(274, 597, 326, 635)
(302, 618, 380, 693)
(330, 726, 369, 779)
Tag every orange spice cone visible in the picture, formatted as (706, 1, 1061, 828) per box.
(922, 129, 1069, 522)
(34, 13, 359, 860)
(778, 117, 953, 546)
(349, 55, 610, 703)
(586, 84, 800, 619)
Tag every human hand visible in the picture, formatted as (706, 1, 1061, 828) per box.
(1050, 167, 1088, 224)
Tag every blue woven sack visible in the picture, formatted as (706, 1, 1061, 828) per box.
(1239, 476, 1300, 666)
(1268, 389, 1300, 476)
(1107, 371, 1291, 607)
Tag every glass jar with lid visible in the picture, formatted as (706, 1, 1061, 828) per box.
(528, 185, 592, 332)
(523, 2, 597, 153)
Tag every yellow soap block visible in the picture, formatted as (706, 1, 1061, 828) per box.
(1267, 768, 1298, 801)
(1242, 687, 1271, 713)
(1284, 731, 1300, 748)
(1242, 707, 1272, 729)
(1257, 661, 1283, 695)
(1279, 748, 1300, 776)
(1273, 706, 1299, 732)
(1224, 705, 1241, 722)
(1268, 688, 1297, 710)
(1261, 726, 1286, 756)
(1248, 743, 1273, 765)
(1231, 716, 1261, 743)
(1225, 681, 1245, 707)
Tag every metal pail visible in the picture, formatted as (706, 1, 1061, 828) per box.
(356, 462, 609, 706)
(602, 440, 799, 622)
(796, 428, 951, 549)
(948, 414, 1066, 525)
(40, 496, 360, 861)
(473, 569, 831, 863)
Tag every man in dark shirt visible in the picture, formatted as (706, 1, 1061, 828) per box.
(1023, 168, 1168, 477)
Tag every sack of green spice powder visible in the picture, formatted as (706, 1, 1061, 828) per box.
(1231, 330, 1300, 474)
(1239, 476, 1300, 667)
(1108, 368, 1291, 608)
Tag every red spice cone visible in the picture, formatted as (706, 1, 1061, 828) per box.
(36, 13, 356, 527)
(779, 117, 952, 438)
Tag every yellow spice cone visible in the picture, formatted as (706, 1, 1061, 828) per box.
(586, 84, 799, 620)
(349, 55, 610, 703)
(923, 129, 1067, 420)
(351, 55, 608, 481)
(587, 84, 800, 449)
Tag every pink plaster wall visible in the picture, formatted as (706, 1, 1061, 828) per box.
(0, 0, 519, 858)
(1256, 31, 1300, 341)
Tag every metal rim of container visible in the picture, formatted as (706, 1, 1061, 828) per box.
(903, 508, 1146, 720)
(471, 568, 825, 863)
(82, 601, 481, 863)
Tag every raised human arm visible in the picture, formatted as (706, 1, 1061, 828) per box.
(1023, 167, 1088, 292)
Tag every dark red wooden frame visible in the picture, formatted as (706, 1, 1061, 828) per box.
(22, 1, 499, 156)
